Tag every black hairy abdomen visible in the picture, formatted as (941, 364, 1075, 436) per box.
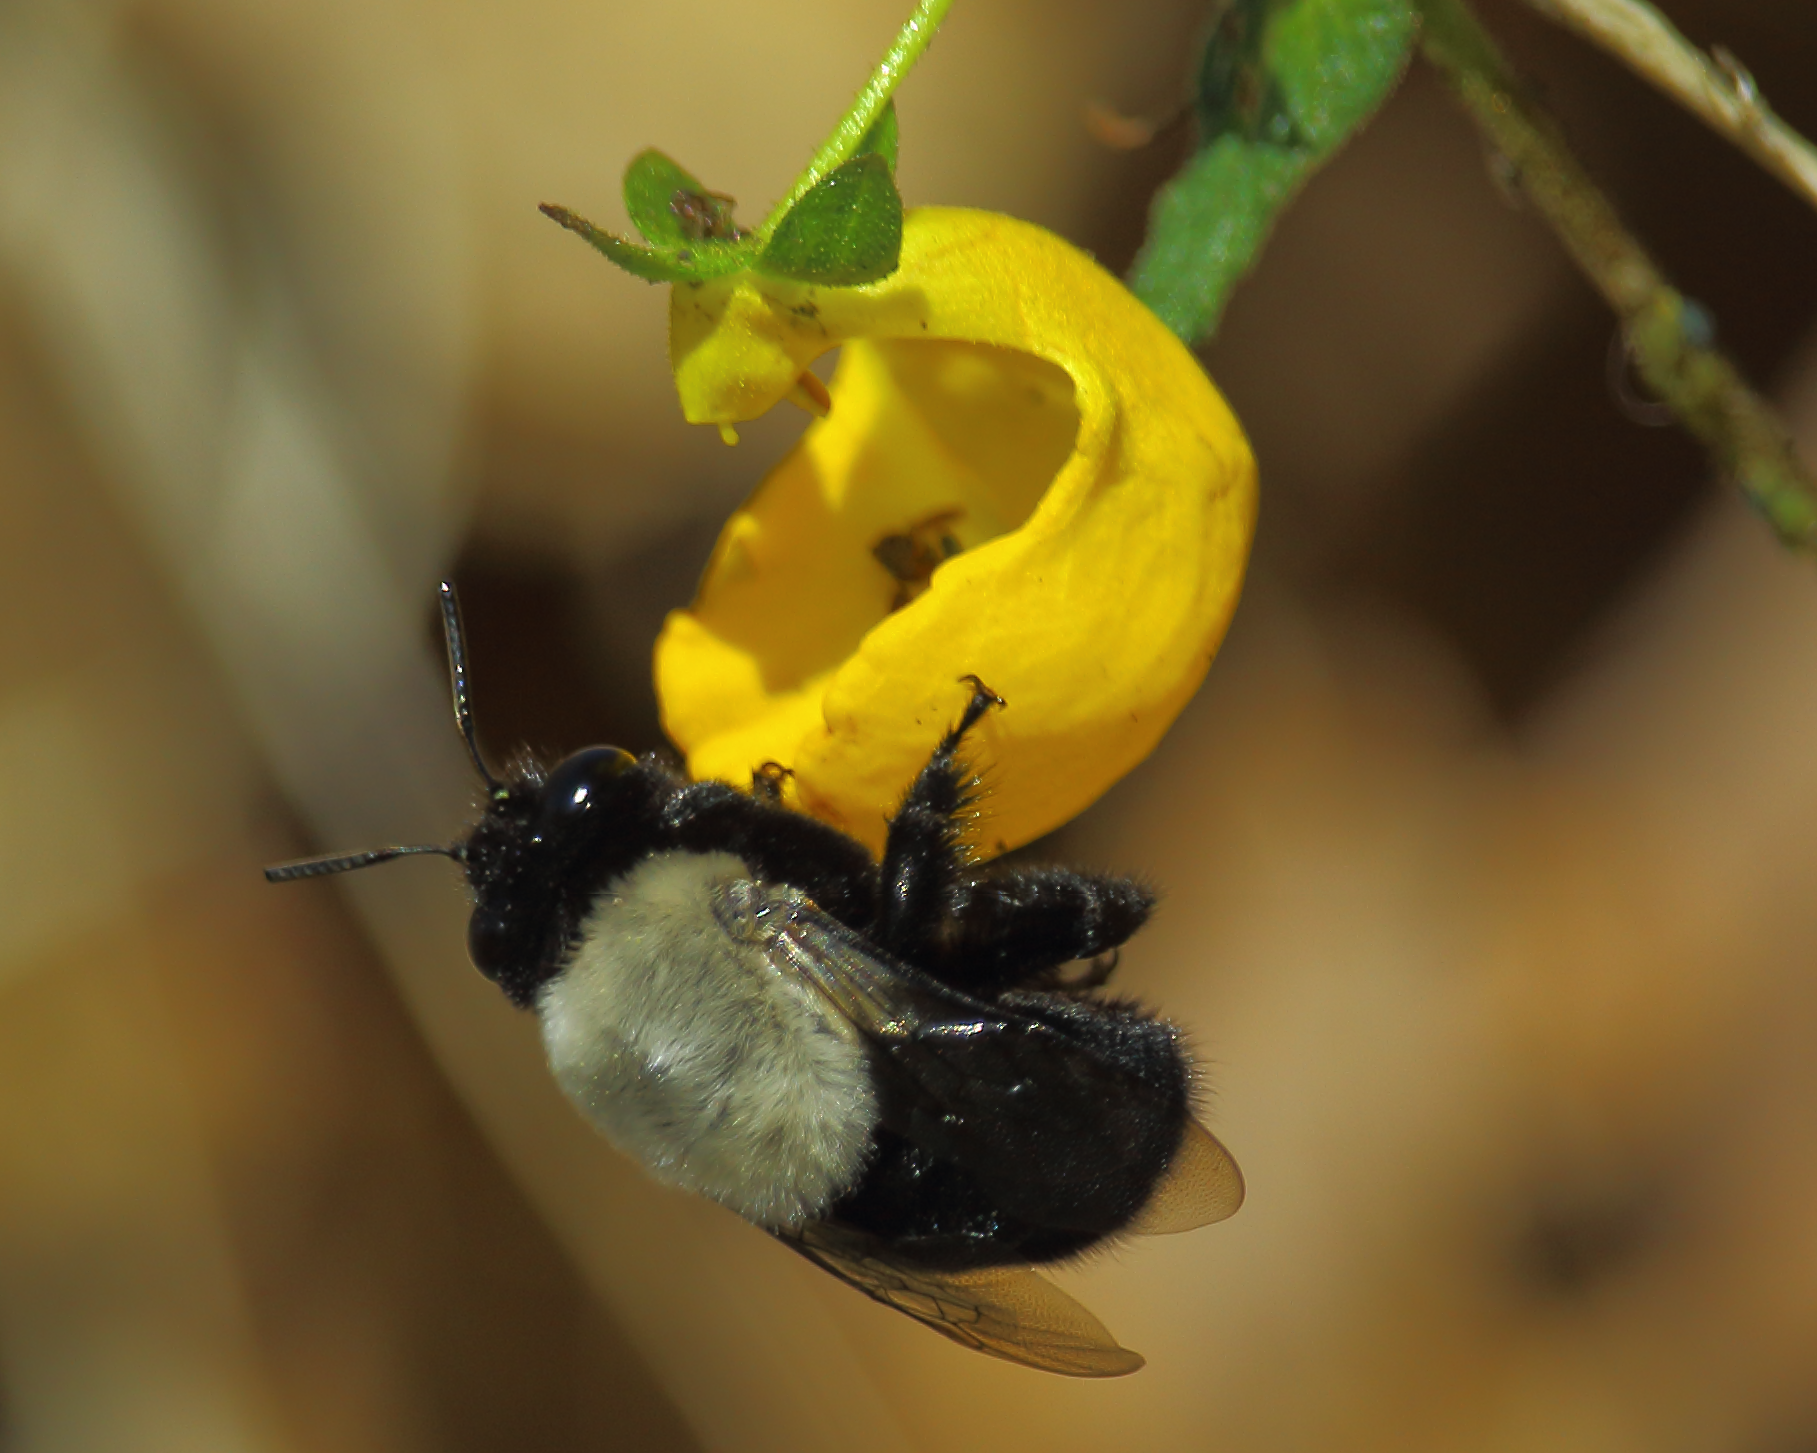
(828, 994, 1190, 1269)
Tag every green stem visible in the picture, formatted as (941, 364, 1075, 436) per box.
(758, 0, 955, 236)
(1416, 0, 1817, 550)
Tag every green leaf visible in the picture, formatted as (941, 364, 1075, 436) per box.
(624, 146, 758, 252)
(540, 203, 756, 283)
(855, 100, 899, 172)
(662, 239, 759, 280)
(622, 149, 710, 247)
(757, 153, 903, 286)
(1132, 0, 1416, 343)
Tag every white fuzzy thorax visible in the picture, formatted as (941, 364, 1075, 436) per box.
(536, 850, 878, 1228)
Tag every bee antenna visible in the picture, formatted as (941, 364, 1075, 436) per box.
(264, 843, 462, 883)
(438, 580, 502, 793)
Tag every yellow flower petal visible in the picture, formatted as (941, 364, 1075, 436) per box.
(656, 207, 1256, 855)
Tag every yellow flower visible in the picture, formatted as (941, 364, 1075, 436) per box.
(655, 206, 1256, 856)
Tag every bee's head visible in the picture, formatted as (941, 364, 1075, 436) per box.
(461, 743, 662, 1007)
(264, 584, 668, 1009)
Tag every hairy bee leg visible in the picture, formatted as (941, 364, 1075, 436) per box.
(938, 868, 1154, 993)
(877, 679, 1004, 963)
(879, 678, 1151, 991)
(664, 780, 878, 929)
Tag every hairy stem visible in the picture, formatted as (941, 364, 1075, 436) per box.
(760, 0, 955, 235)
(1416, 0, 1817, 550)
(1523, 0, 1817, 217)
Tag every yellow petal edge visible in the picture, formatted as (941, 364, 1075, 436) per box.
(656, 207, 1257, 856)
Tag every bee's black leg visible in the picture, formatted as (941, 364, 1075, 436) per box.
(939, 867, 1154, 993)
(879, 680, 1154, 992)
(875, 682, 1148, 988)
(663, 780, 878, 929)
(876, 677, 1003, 964)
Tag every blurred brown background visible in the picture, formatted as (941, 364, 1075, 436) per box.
(2, 0, 1816, 1448)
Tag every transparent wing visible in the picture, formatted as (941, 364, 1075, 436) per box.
(1125, 1116, 1246, 1234)
(753, 888, 954, 1037)
(780, 1222, 1144, 1378)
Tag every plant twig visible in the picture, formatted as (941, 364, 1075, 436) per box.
(759, 0, 954, 235)
(1523, 0, 1817, 218)
(1415, 0, 1817, 551)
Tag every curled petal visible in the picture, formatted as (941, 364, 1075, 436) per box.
(657, 208, 1257, 855)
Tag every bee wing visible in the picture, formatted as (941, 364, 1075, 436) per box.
(1123, 1116, 1246, 1234)
(757, 893, 959, 1034)
(780, 1221, 1144, 1378)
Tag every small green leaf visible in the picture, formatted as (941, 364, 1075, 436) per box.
(1132, 0, 1416, 343)
(542, 203, 694, 281)
(758, 154, 903, 286)
(855, 100, 899, 172)
(624, 147, 755, 250)
(663, 239, 760, 279)
(541, 203, 756, 283)
(622, 149, 710, 247)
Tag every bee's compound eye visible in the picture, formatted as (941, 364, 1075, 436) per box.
(467, 907, 513, 982)
(539, 746, 636, 827)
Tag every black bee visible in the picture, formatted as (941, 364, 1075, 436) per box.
(267, 584, 1243, 1375)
